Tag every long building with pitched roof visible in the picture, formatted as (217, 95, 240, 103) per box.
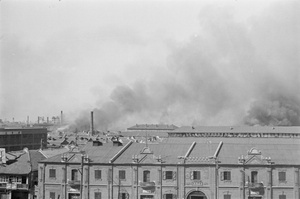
(38, 126, 300, 199)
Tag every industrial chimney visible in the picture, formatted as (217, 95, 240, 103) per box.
(60, 111, 63, 125)
(90, 111, 94, 136)
(27, 116, 29, 126)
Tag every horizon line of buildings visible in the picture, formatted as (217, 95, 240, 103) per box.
(1, 124, 300, 199)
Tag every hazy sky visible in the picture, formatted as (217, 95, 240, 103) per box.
(1, 0, 299, 129)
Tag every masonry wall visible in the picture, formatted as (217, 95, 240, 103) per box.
(38, 162, 300, 199)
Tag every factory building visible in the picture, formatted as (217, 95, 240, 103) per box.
(0, 127, 48, 152)
(38, 126, 300, 199)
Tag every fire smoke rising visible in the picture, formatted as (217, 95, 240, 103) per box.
(72, 2, 300, 131)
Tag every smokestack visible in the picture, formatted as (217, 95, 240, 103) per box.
(90, 111, 94, 136)
(38, 116, 40, 124)
(60, 111, 63, 125)
(47, 117, 49, 123)
(27, 116, 29, 126)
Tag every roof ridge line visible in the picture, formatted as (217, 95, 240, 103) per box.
(184, 141, 196, 158)
(109, 141, 133, 163)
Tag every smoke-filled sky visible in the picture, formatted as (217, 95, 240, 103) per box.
(1, 0, 299, 130)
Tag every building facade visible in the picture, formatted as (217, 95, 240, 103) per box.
(38, 126, 300, 199)
(0, 148, 46, 199)
(0, 127, 47, 152)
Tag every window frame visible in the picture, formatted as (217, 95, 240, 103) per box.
(94, 192, 101, 199)
(251, 171, 258, 183)
(165, 193, 173, 199)
(49, 192, 55, 199)
(119, 170, 126, 180)
(165, 171, 173, 180)
(279, 194, 286, 199)
(71, 169, 79, 181)
(224, 194, 231, 199)
(278, 171, 286, 182)
(118, 192, 129, 199)
(95, 169, 102, 180)
(49, 169, 56, 178)
(192, 171, 201, 180)
(143, 170, 150, 182)
(221, 171, 231, 181)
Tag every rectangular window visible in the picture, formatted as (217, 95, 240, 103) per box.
(143, 170, 150, 182)
(119, 170, 126, 180)
(166, 171, 173, 180)
(95, 192, 101, 199)
(49, 169, 56, 178)
(192, 171, 201, 180)
(165, 194, 173, 199)
(224, 194, 231, 199)
(221, 171, 231, 181)
(278, 171, 286, 182)
(71, 169, 79, 181)
(95, 170, 102, 180)
(50, 192, 55, 199)
(279, 195, 286, 199)
(163, 171, 176, 180)
(251, 171, 258, 183)
(119, 193, 129, 199)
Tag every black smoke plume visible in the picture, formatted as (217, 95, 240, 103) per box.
(70, 2, 300, 131)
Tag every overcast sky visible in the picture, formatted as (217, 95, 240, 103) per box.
(1, 0, 299, 129)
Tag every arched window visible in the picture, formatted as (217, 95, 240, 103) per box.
(143, 170, 150, 182)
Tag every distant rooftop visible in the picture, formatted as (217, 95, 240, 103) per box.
(127, 124, 178, 131)
(171, 126, 300, 134)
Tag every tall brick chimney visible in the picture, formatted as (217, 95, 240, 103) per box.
(60, 111, 63, 125)
(90, 111, 94, 136)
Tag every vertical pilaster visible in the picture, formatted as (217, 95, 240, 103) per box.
(240, 167, 245, 199)
(267, 167, 272, 199)
(295, 168, 299, 199)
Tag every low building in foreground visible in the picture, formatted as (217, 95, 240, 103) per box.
(0, 148, 46, 199)
(38, 126, 300, 199)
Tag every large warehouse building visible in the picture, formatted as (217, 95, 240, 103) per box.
(0, 127, 47, 152)
(38, 126, 300, 199)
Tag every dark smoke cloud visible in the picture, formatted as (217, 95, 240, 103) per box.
(71, 2, 300, 131)
(244, 95, 300, 126)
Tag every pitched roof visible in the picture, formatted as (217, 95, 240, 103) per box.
(0, 150, 45, 174)
(171, 126, 300, 134)
(39, 147, 70, 158)
(41, 141, 125, 164)
(127, 124, 178, 131)
(113, 142, 191, 164)
(120, 131, 169, 137)
(29, 150, 46, 171)
(38, 135, 300, 166)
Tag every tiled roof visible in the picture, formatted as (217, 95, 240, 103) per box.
(41, 141, 125, 164)
(127, 124, 178, 131)
(164, 137, 300, 165)
(29, 150, 46, 171)
(38, 136, 300, 166)
(113, 142, 191, 164)
(120, 131, 169, 137)
(171, 126, 300, 134)
(0, 150, 45, 174)
(218, 142, 300, 165)
(39, 147, 70, 158)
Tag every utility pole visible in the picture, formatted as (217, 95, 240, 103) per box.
(80, 154, 84, 199)
(209, 141, 223, 199)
